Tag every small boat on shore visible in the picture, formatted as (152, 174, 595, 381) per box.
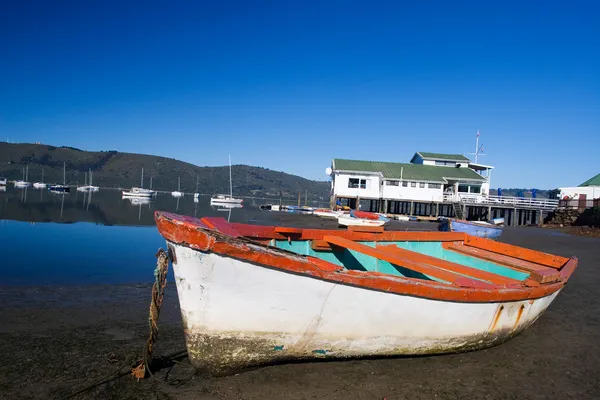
(438, 218, 504, 239)
(154, 211, 577, 376)
(0, 177, 7, 185)
(314, 208, 344, 218)
(338, 214, 387, 227)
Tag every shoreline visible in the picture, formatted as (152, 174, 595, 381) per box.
(1, 224, 599, 399)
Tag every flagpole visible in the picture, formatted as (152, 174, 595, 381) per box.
(475, 130, 480, 163)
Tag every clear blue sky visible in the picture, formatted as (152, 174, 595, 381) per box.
(1, 0, 598, 189)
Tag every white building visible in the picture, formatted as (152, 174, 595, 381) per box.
(558, 173, 600, 201)
(330, 152, 493, 206)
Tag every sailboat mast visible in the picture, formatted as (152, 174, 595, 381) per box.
(229, 155, 233, 197)
(141, 168, 144, 188)
(178, 176, 181, 191)
(63, 162, 66, 185)
(26, 166, 29, 181)
(196, 174, 199, 192)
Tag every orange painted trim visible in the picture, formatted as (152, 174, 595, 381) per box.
(442, 242, 560, 284)
(375, 244, 520, 286)
(463, 235, 570, 269)
(155, 212, 578, 303)
(348, 225, 385, 233)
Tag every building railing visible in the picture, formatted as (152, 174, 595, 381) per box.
(443, 193, 560, 210)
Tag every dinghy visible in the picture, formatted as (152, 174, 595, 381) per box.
(438, 218, 503, 240)
(338, 214, 387, 227)
(313, 209, 344, 218)
(154, 211, 577, 376)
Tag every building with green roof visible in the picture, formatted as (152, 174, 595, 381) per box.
(558, 172, 600, 204)
(329, 152, 493, 204)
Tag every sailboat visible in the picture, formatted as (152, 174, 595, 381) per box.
(122, 167, 156, 198)
(210, 155, 243, 206)
(14, 166, 31, 187)
(77, 169, 100, 192)
(171, 177, 184, 197)
(193, 174, 199, 202)
(48, 162, 71, 193)
(33, 168, 47, 189)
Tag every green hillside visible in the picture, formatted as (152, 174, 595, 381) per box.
(0, 143, 330, 200)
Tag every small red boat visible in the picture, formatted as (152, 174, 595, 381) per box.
(351, 210, 380, 220)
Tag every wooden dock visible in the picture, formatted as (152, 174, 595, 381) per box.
(335, 195, 560, 227)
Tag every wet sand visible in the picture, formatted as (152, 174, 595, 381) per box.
(1, 216, 600, 399)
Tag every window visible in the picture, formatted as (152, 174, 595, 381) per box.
(402, 181, 408, 187)
(419, 182, 425, 188)
(386, 180, 399, 186)
(469, 185, 481, 194)
(435, 160, 456, 167)
(348, 178, 367, 189)
(410, 182, 416, 187)
(458, 184, 469, 193)
(428, 183, 442, 189)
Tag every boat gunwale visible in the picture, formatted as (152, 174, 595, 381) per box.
(154, 211, 577, 304)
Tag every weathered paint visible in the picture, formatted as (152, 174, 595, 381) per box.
(169, 242, 560, 376)
(154, 212, 577, 303)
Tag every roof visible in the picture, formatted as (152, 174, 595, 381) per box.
(579, 173, 600, 187)
(332, 159, 487, 183)
(413, 152, 471, 162)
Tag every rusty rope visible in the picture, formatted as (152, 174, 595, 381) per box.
(132, 248, 170, 380)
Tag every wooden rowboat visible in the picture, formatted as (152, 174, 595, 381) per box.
(154, 211, 577, 376)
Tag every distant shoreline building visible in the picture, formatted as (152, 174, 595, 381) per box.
(558, 173, 600, 208)
(329, 152, 494, 209)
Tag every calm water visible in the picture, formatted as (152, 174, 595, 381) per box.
(0, 186, 325, 285)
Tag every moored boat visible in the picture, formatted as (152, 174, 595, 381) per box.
(338, 214, 387, 227)
(154, 211, 577, 376)
(313, 208, 344, 218)
(438, 218, 503, 239)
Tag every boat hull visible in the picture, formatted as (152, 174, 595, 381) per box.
(439, 219, 503, 239)
(211, 198, 243, 205)
(167, 241, 558, 376)
(338, 215, 386, 227)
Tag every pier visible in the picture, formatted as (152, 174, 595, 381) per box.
(335, 194, 560, 226)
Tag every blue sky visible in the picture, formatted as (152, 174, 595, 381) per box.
(0, 0, 598, 189)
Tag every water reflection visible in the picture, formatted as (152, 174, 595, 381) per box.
(0, 185, 327, 227)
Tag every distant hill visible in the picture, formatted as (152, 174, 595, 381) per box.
(0, 142, 330, 200)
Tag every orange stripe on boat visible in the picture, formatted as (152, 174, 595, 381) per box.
(442, 242, 561, 284)
(463, 235, 570, 269)
(155, 212, 578, 303)
(376, 244, 520, 286)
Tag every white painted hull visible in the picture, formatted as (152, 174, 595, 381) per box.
(171, 191, 184, 197)
(338, 215, 386, 227)
(314, 210, 343, 218)
(211, 197, 243, 205)
(167, 242, 559, 375)
(14, 181, 31, 187)
(122, 188, 155, 198)
(77, 185, 99, 192)
(33, 182, 47, 189)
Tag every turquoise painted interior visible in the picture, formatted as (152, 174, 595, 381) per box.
(274, 240, 530, 283)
